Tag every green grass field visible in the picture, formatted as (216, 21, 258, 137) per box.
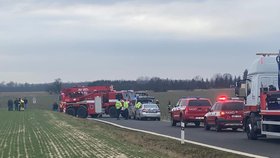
(0, 90, 247, 158)
(0, 109, 246, 158)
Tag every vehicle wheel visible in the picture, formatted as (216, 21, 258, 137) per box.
(215, 120, 222, 132)
(109, 107, 117, 118)
(194, 122, 200, 127)
(77, 106, 88, 118)
(246, 114, 258, 140)
(232, 128, 238, 131)
(204, 119, 210, 131)
(66, 107, 76, 116)
(157, 117, 161, 121)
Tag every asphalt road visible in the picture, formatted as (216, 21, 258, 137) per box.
(89, 117, 280, 158)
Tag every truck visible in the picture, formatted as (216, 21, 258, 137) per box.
(60, 86, 135, 118)
(235, 52, 280, 139)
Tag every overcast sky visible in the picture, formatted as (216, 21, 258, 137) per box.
(0, 0, 280, 83)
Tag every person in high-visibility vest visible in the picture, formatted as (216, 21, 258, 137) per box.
(123, 100, 129, 120)
(135, 102, 142, 109)
(134, 101, 142, 119)
(115, 99, 122, 120)
(19, 98, 25, 111)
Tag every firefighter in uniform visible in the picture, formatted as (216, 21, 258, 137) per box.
(123, 100, 129, 120)
(115, 99, 122, 120)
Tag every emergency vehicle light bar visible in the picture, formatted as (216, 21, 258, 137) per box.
(182, 96, 201, 99)
(256, 52, 279, 57)
(218, 96, 227, 101)
(217, 96, 243, 101)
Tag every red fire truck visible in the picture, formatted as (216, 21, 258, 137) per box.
(60, 86, 135, 118)
(236, 52, 280, 139)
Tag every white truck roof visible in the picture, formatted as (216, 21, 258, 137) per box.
(248, 56, 278, 76)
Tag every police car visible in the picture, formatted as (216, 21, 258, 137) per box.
(204, 96, 245, 132)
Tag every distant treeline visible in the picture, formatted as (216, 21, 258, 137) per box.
(89, 74, 240, 92)
(0, 73, 242, 92)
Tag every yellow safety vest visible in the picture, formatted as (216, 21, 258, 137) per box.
(115, 101, 122, 109)
(123, 101, 129, 109)
(136, 102, 142, 109)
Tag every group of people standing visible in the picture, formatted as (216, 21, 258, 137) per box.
(115, 99, 130, 120)
(115, 99, 142, 120)
(7, 98, 28, 111)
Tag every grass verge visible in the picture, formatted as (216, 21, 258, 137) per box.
(0, 109, 247, 158)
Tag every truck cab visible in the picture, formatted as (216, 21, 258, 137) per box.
(236, 54, 280, 139)
(245, 56, 278, 106)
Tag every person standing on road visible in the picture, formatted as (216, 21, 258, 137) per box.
(115, 99, 122, 120)
(135, 101, 142, 109)
(14, 98, 19, 111)
(24, 97, 28, 109)
(123, 100, 129, 120)
(135, 101, 142, 118)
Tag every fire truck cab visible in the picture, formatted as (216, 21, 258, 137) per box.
(236, 52, 280, 139)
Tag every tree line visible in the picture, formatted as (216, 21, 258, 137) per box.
(0, 73, 242, 93)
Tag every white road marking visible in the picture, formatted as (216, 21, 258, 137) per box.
(92, 119, 268, 158)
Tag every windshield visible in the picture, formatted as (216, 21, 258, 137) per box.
(221, 102, 244, 110)
(144, 104, 158, 109)
(188, 100, 211, 106)
(138, 99, 154, 104)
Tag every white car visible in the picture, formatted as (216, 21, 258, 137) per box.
(135, 103, 161, 121)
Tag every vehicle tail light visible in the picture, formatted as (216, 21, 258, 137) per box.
(220, 111, 225, 116)
(142, 109, 148, 112)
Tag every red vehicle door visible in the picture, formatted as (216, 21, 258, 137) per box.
(172, 99, 182, 121)
(206, 103, 220, 125)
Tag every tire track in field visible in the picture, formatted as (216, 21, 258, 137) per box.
(45, 112, 89, 157)
(8, 119, 18, 158)
(22, 115, 29, 158)
(36, 125, 63, 158)
(33, 112, 74, 157)
(48, 112, 124, 157)
(17, 122, 21, 158)
(30, 115, 59, 158)
(41, 112, 78, 157)
(31, 126, 44, 155)
(34, 126, 54, 158)
(0, 120, 13, 158)
(47, 112, 126, 158)
(40, 123, 78, 157)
